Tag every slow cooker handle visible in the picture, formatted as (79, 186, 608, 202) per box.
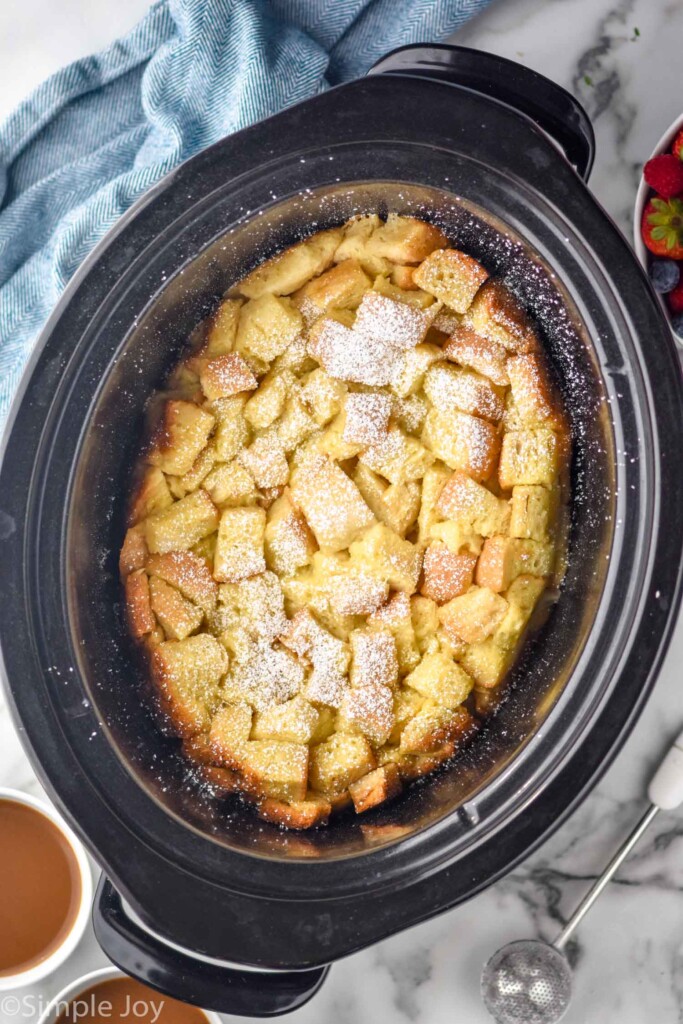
(92, 876, 329, 1017)
(368, 43, 595, 182)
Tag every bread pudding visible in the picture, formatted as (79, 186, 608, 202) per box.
(120, 213, 570, 829)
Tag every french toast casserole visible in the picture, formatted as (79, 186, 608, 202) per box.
(119, 213, 570, 830)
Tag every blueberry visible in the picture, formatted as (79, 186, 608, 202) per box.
(671, 312, 683, 339)
(650, 259, 681, 293)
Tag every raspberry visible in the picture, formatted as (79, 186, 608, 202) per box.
(644, 154, 683, 198)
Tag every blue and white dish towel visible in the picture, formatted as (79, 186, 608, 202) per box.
(0, 0, 493, 423)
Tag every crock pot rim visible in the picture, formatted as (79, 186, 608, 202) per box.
(0, 72, 681, 970)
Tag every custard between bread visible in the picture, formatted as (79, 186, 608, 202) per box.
(120, 213, 570, 829)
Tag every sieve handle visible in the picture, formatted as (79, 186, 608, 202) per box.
(554, 728, 683, 949)
(553, 803, 659, 950)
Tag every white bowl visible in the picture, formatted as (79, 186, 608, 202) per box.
(36, 965, 223, 1024)
(632, 110, 683, 341)
(0, 788, 93, 991)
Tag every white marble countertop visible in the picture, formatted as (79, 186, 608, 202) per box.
(1, 0, 682, 1022)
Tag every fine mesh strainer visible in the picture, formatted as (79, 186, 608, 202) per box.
(481, 729, 683, 1024)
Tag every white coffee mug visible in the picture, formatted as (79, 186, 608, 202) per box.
(0, 788, 93, 991)
(36, 966, 223, 1024)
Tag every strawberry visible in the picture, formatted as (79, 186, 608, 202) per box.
(642, 198, 683, 258)
(672, 129, 683, 162)
(667, 279, 683, 314)
(643, 154, 683, 197)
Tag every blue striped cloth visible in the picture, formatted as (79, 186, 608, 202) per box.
(0, 0, 493, 423)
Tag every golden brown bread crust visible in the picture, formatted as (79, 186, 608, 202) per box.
(119, 214, 570, 828)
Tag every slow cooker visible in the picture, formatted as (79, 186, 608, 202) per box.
(1, 44, 682, 1017)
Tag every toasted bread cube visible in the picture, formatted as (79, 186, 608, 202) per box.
(413, 248, 488, 313)
(365, 214, 448, 263)
(309, 733, 376, 797)
(129, 467, 174, 524)
(334, 214, 382, 263)
(200, 353, 258, 400)
(294, 259, 371, 319)
(308, 315, 399, 387)
(404, 652, 473, 709)
(299, 369, 347, 426)
(125, 570, 156, 637)
(235, 294, 303, 367)
(215, 571, 287, 643)
(264, 489, 317, 575)
(436, 470, 510, 537)
(145, 551, 218, 612)
(120, 525, 149, 576)
(359, 425, 434, 485)
(423, 409, 500, 482)
(392, 393, 428, 434)
(238, 434, 289, 489)
(339, 682, 395, 744)
(343, 392, 392, 445)
(465, 280, 538, 353)
(459, 575, 546, 688)
(148, 576, 203, 641)
(390, 342, 441, 397)
(275, 394, 319, 453)
(148, 401, 215, 477)
(499, 429, 561, 489)
(510, 485, 558, 541)
(280, 554, 355, 635)
(238, 228, 342, 298)
(424, 363, 504, 422)
(476, 536, 555, 592)
(349, 523, 422, 594)
(203, 460, 258, 508)
(224, 638, 304, 710)
(203, 298, 241, 356)
(354, 291, 432, 351)
(417, 464, 451, 546)
(368, 592, 420, 674)
(151, 634, 228, 737)
(410, 594, 439, 654)
(350, 764, 401, 814)
(373, 275, 440, 310)
(352, 463, 420, 538)
(420, 542, 477, 604)
(328, 566, 389, 617)
(211, 395, 249, 461)
(350, 629, 399, 689)
(208, 702, 252, 768)
(316, 411, 365, 461)
(258, 794, 331, 829)
(439, 586, 509, 644)
(279, 610, 349, 708)
(390, 265, 417, 290)
(214, 506, 266, 582)
(441, 324, 510, 386)
(251, 695, 320, 744)
(244, 371, 292, 430)
(506, 352, 565, 427)
(387, 686, 425, 743)
(400, 701, 471, 754)
(175, 444, 216, 496)
(240, 740, 309, 802)
(289, 454, 375, 552)
(145, 490, 219, 554)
